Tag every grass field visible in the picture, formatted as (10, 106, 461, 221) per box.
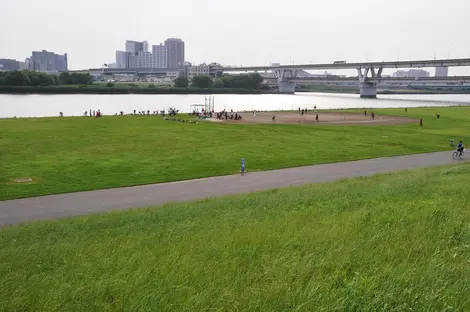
(1, 106, 469, 201)
(1, 163, 470, 311)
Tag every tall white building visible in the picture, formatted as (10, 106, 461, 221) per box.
(138, 52, 155, 68)
(116, 51, 129, 68)
(116, 38, 184, 69)
(128, 54, 138, 68)
(435, 66, 449, 77)
(164, 38, 185, 68)
(152, 44, 167, 68)
(125, 40, 145, 55)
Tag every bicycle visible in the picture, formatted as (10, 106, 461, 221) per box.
(452, 149, 465, 160)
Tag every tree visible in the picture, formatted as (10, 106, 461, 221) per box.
(0, 70, 60, 86)
(59, 72, 93, 85)
(2, 71, 31, 86)
(29, 71, 57, 86)
(191, 75, 213, 88)
(59, 72, 72, 84)
(213, 78, 224, 88)
(174, 77, 189, 88)
(212, 73, 263, 90)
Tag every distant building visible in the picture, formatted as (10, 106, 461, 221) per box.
(164, 38, 185, 69)
(125, 40, 145, 55)
(393, 69, 429, 78)
(152, 44, 168, 68)
(138, 52, 155, 68)
(186, 62, 223, 81)
(187, 63, 210, 81)
(30, 50, 68, 72)
(116, 51, 129, 68)
(18, 61, 28, 70)
(116, 38, 185, 69)
(0, 59, 20, 71)
(128, 54, 138, 69)
(435, 66, 448, 77)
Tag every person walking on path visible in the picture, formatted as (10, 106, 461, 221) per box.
(420, 118, 423, 127)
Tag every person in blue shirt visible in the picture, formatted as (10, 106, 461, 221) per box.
(457, 141, 464, 156)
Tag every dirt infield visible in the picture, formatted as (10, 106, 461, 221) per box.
(212, 111, 417, 126)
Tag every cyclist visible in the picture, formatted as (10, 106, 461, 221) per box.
(457, 141, 465, 156)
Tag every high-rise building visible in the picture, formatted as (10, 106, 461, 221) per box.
(164, 38, 185, 69)
(128, 54, 138, 68)
(138, 52, 155, 68)
(116, 51, 129, 68)
(117, 38, 184, 69)
(125, 40, 145, 55)
(435, 66, 448, 77)
(152, 44, 167, 68)
(30, 50, 68, 72)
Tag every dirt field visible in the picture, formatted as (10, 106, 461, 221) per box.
(211, 111, 417, 126)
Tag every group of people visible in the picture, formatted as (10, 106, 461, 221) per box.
(299, 106, 317, 116)
(216, 109, 243, 121)
(116, 108, 180, 117)
(83, 109, 102, 117)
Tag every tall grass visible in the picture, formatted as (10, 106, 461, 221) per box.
(1, 163, 470, 311)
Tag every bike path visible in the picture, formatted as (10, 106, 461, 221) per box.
(0, 151, 466, 226)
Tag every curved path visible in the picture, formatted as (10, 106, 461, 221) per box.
(0, 151, 466, 226)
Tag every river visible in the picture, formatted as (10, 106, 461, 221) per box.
(1, 93, 470, 118)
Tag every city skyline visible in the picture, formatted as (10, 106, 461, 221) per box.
(1, 0, 470, 75)
(115, 38, 184, 69)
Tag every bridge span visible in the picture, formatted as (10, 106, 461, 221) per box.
(223, 58, 470, 72)
(275, 76, 470, 84)
(225, 58, 470, 97)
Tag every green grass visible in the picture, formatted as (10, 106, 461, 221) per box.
(1, 106, 470, 201)
(2, 163, 470, 311)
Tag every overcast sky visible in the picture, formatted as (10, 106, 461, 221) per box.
(2, 0, 470, 75)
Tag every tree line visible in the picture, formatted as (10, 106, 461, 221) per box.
(0, 70, 93, 86)
(174, 73, 265, 90)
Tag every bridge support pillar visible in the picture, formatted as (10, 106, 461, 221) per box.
(276, 68, 299, 94)
(357, 67, 382, 99)
(278, 81, 296, 93)
(359, 82, 377, 98)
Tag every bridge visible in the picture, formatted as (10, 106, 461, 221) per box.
(222, 58, 470, 97)
(263, 75, 470, 84)
(73, 58, 470, 98)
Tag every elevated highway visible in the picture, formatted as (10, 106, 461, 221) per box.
(223, 58, 470, 72)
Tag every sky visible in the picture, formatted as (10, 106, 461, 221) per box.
(2, 0, 470, 75)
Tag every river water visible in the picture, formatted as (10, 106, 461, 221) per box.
(1, 93, 469, 118)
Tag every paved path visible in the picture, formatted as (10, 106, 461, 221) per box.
(0, 151, 466, 226)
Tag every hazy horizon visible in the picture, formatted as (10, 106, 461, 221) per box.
(2, 0, 470, 75)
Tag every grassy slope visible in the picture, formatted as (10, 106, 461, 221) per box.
(1, 163, 470, 311)
(1, 107, 469, 201)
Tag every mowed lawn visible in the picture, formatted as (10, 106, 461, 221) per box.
(1, 106, 469, 200)
(1, 163, 470, 311)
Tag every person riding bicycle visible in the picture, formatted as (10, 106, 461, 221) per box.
(457, 141, 464, 156)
